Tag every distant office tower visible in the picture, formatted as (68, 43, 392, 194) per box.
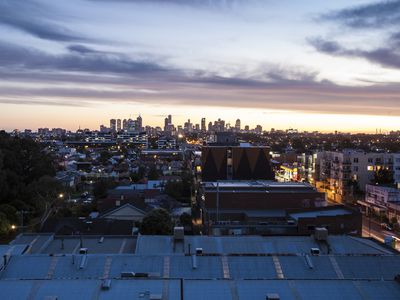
(168, 114, 172, 125)
(255, 125, 262, 134)
(195, 124, 200, 132)
(184, 119, 193, 132)
(122, 119, 128, 131)
(110, 119, 116, 132)
(235, 119, 241, 131)
(177, 125, 183, 135)
(208, 122, 213, 132)
(202, 146, 274, 181)
(164, 117, 169, 132)
(117, 119, 121, 132)
(244, 125, 249, 132)
(137, 115, 142, 131)
(201, 118, 206, 132)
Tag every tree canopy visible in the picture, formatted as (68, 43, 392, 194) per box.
(0, 132, 60, 235)
(140, 208, 173, 235)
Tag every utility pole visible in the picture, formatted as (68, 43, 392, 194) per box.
(216, 181, 220, 223)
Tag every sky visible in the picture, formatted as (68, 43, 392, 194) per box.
(0, 0, 400, 132)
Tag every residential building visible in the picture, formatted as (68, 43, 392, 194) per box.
(358, 184, 400, 224)
(314, 150, 400, 203)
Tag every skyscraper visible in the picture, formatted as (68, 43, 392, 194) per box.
(164, 117, 169, 132)
(117, 119, 121, 132)
(201, 118, 206, 132)
(110, 119, 116, 132)
(235, 119, 241, 132)
(137, 115, 142, 131)
(122, 119, 128, 131)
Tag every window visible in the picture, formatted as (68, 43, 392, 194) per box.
(353, 158, 359, 163)
(353, 166, 359, 172)
(368, 158, 373, 163)
(367, 166, 374, 171)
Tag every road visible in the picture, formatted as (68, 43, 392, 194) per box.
(362, 216, 400, 251)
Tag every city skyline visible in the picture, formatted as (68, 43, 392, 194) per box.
(1, 0, 400, 132)
(3, 111, 400, 134)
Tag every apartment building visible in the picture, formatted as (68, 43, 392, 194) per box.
(358, 184, 400, 224)
(314, 150, 400, 204)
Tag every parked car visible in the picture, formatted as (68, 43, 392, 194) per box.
(381, 223, 393, 231)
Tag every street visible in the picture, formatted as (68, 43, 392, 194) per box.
(362, 215, 400, 251)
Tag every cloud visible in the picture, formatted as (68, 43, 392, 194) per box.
(0, 0, 92, 42)
(87, 0, 245, 8)
(311, 1, 400, 70)
(0, 42, 171, 77)
(322, 0, 400, 28)
(0, 41, 400, 116)
(309, 37, 400, 69)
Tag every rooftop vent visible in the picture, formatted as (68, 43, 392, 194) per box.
(314, 227, 328, 241)
(79, 248, 88, 255)
(121, 272, 136, 278)
(310, 248, 320, 256)
(174, 226, 184, 241)
(99, 237, 104, 244)
(196, 248, 203, 255)
(101, 279, 112, 290)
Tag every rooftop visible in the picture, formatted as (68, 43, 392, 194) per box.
(289, 208, 353, 220)
(10, 234, 136, 254)
(135, 235, 393, 256)
(202, 181, 317, 191)
(1, 233, 399, 299)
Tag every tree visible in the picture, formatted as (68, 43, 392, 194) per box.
(99, 151, 112, 164)
(0, 212, 11, 236)
(179, 213, 192, 227)
(148, 165, 160, 180)
(0, 132, 58, 230)
(140, 208, 173, 235)
(93, 179, 115, 200)
(165, 180, 183, 200)
(372, 168, 394, 185)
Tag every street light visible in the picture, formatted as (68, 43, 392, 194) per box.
(58, 193, 64, 199)
(11, 225, 16, 230)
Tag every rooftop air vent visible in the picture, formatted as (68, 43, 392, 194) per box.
(79, 248, 88, 255)
(101, 279, 112, 290)
(314, 227, 328, 241)
(121, 272, 135, 278)
(174, 227, 184, 241)
(310, 248, 320, 256)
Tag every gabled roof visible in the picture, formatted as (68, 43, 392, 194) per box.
(100, 203, 147, 219)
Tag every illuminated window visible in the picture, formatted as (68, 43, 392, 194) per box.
(367, 166, 374, 171)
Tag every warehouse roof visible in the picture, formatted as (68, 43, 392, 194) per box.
(135, 235, 392, 255)
(1, 234, 399, 299)
(0, 279, 399, 300)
